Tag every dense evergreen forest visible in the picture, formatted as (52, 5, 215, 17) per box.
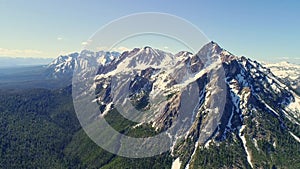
(0, 87, 172, 169)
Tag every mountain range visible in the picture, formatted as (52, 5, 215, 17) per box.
(47, 42, 300, 168)
(0, 42, 299, 169)
(264, 61, 300, 94)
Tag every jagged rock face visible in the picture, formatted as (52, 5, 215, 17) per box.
(46, 50, 120, 79)
(46, 52, 79, 79)
(74, 42, 300, 168)
(126, 47, 173, 67)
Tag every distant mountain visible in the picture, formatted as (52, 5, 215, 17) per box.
(46, 50, 120, 79)
(264, 61, 300, 94)
(0, 51, 121, 89)
(70, 42, 300, 168)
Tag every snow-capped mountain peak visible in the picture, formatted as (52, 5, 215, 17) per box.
(73, 42, 300, 168)
(47, 52, 79, 74)
(124, 46, 174, 68)
(46, 50, 120, 79)
(42, 41, 300, 168)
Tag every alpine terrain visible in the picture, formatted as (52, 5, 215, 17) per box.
(72, 41, 300, 168)
(264, 61, 300, 95)
(0, 42, 299, 169)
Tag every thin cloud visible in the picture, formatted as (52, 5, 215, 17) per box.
(116, 46, 129, 52)
(109, 46, 130, 53)
(0, 48, 44, 58)
(277, 56, 290, 60)
(95, 46, 129, 52)
(57, 37, 63, 41)
(81, 40, 93, 46)
(96, 46, 109, 51)
(58, 51, 74, 55)
(81, 41, 88, 46)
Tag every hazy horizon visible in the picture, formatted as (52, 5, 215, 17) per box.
(1, 43, 299, 66)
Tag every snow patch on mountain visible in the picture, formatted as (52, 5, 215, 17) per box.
(287, 92, 300, 113)
(289, 131, 300, 143)
(239, 125, 253, 168)
(185, 141, 199, 169)
(171, 158, 181, 169)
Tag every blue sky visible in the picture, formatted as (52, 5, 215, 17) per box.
(0, 0, 299, 64)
